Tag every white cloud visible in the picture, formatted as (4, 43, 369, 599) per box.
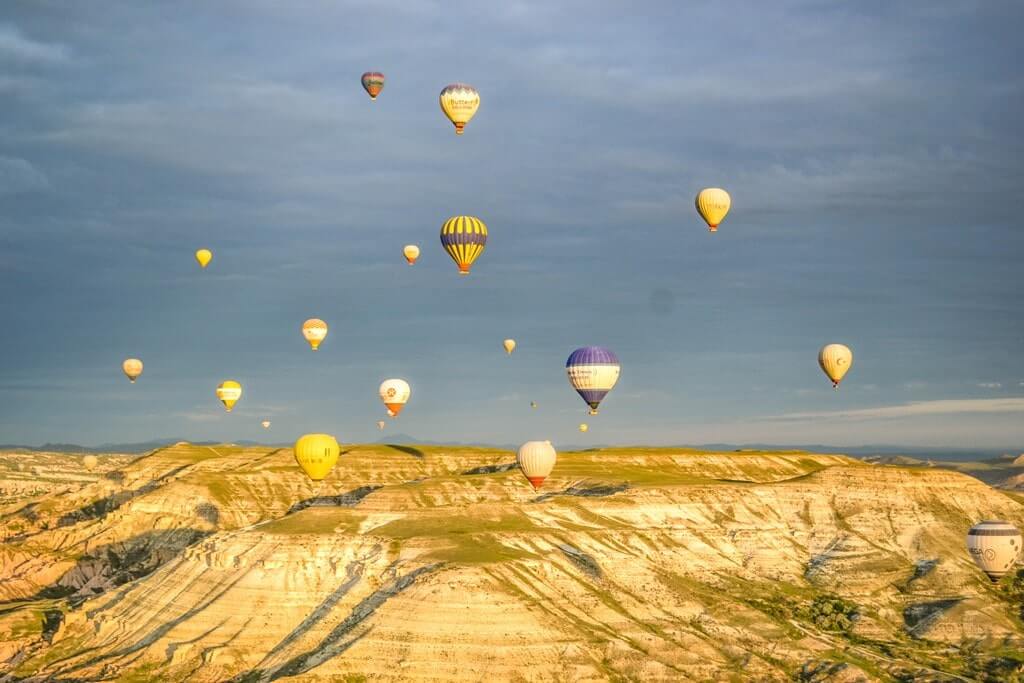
(977, 382, 1002, 389)
(0, 157, 49, 195)
(766, 398, 1024, 422)
(0, 24, 68, 64)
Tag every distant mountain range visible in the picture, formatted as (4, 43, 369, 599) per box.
(0, 437, 1018, 461)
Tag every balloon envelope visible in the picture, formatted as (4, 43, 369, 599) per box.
(566, 347, 620, 414)
(695, 188, 731, 232)
(440, 216, 487, 275)
(379, 379, 411, 416)
(294, 433, 340, 481)
(261, 420, 271, 429)
(967, 520, 1022, 582)
(517, 440, 556, 491)
(818, 344, 853, 388)
(439, 83, 479, 135)
(503, 339, 516, 355)
(122, 358, 143, 383)
(361, 71, 385, 100)
(216, 380, 242, 412)
(403, 244, 420, 265)
(82, 455, 98, 472)
(195, 249, 213, 268)
(377, 420, 385, 430)
(579, 423, 589, 433)
(302, 319, 328, 351)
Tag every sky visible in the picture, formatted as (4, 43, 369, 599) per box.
(1, 1, 1022, 449)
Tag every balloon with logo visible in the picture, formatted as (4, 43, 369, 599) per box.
(379, 378, 411, 417)
(122, 358, 143, 383)
(503, 339, 516, 355)
(361, 71, 385, 100)
(566, 346, 620, 415)
(294, 433, 340, 481)
(439, 83, 480, 135)
(403, 245, 420, 265)
(695, 188, 731, 232)
(966, 521, 1022, 582)
(216, 380, 242, 412)
(302, 319, 329, 351)
(818, 343, 853, 388)
(195, 249, 213, 268)
(517, 440, 556, 491)
(440, 215, 487, 275)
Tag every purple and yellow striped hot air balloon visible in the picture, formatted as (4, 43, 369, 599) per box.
(440, 215, 487, 275)
(361, 72, 385, 100)
(566, 347, 620, 415)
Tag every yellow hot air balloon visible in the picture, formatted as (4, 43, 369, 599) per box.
(195, 249, 213, 268)
(503, 339, 516, 355)
(302, 318, 328, 351)
(377, 420, 385, 430)
(403, 244, 420, 266)
(261, 420, 271, 429)
(440, 215, 488, 275)
(293, 433, 340, 482)
(122, 358, 143, 383)
(82, 455, 98, 472)
(579, 423, 589, 433)
(695, 188, 731, 232)
(216, 380, 242, 412)
(379, 379, 411, 417)
(530, 401, 538, 409)
(818, 343, 853, 388)
(967, 520, 1022, 582)
(517, 440, 556, 491)
(439, 83, 480, 135)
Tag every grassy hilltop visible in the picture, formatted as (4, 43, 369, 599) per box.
(0, 443, 1022, 682)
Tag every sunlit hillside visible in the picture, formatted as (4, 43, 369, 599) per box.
(1, 444, 1022, 682)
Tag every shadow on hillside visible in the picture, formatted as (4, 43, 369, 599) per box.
(384, 444, 424, 460)
(56, 464, 193, 529)
(287, 486, 382, 514)
(534, 481, 629, 502)
(0, 528, 210, 609)
(461, 462, 517, 476)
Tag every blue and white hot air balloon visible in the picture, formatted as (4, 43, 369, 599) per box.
(566, 347, 620, 415)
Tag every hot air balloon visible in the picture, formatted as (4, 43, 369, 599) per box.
(517, 440, 556, 491)
(530, 401, 538, 409)
(440, 215, 487, 275)
(195, 249, 213, 268)
(818, 343, 853, 388)
(379, 379, 411, 417)
(361, 71, 385, 100)
(377, 420, 385, 430)
(294, 433, 340, 481)
(503, 339, 516, 355)
(695, 188, 731, 232)
(439, 83, 479, 135)
(261, 420, 271, 429)
(216, 380, 242, 412)
(967, 521, 1022, 582)
(302, 319, 328, 351)
(82, 455, 98, 472)
(403, 244, 420, 265)
(122, 358, 143, 383)
(579, 423, 589, 433)
(566, 347, 620, 415)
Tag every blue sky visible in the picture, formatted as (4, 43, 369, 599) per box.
(1, 1, 1022, 448)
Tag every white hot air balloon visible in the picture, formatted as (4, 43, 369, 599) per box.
(818, 343, 853, 388)
(261, 420, 271, 429)
(379, 378, 411, 417)
(517, 440, 557, 491)
(967, 520, 1022, 582)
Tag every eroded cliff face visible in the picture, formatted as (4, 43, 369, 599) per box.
(1, 444, 1021, 682)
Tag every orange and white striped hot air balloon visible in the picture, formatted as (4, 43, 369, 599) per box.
(302, 319, 329, 351)
(379, 379, 410, 417)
